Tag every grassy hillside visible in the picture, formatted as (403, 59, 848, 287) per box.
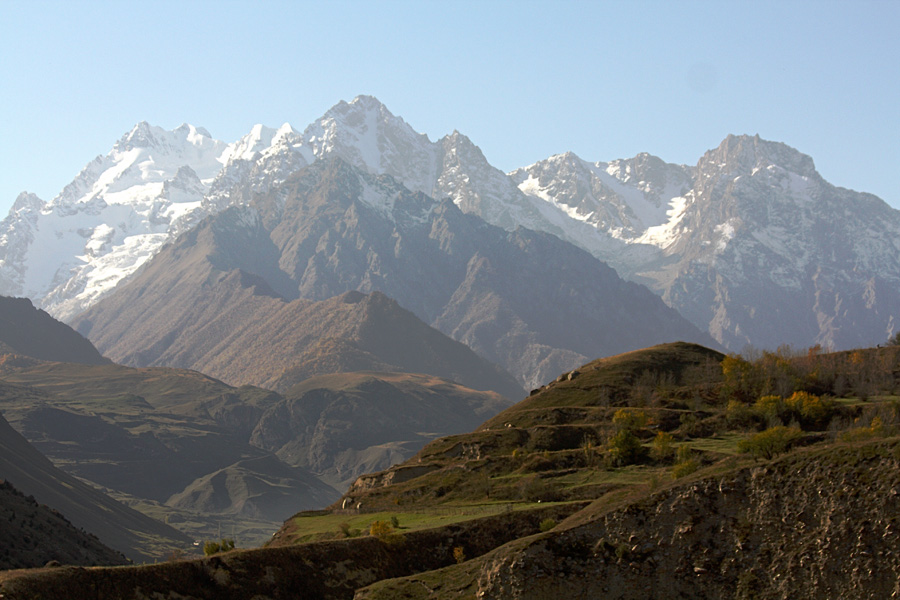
(252, 371, 512, 490)
(0, 359, 336, 550)
(2, 342, 898, 597)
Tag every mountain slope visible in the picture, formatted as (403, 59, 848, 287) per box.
(0, 124, 231, 320)
(73, 157, 715, 390)
(0, 405, 190, 563)
(69, 202, 525, 399)
(0, 355, 515, 539)
(250, 371, 512, 490)
(0, 295, 107, 364)
(0, 478, 127, 569)
(0, 359, 339, 527)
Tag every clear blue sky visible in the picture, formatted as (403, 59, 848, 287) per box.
(2, 0, 898, 215)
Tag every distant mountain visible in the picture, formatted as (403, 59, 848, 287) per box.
(512, 136, 900, 350)
(0, 405, 190, 563)
(250, 371, 512, 490)
(0, 125, 230, 320)
(0, 355, 517, 541)
(0, 295, 107, 364)
(73, 156, 714, 390)
(69, 209, 525, 398)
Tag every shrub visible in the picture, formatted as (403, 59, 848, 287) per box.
(339, 522, 363, 538)
(738, 426, 803, 460)
(539, 518, 557, 532)
(679, 412, 704, 437)
(725, 400, 755, 429)
(784, 391, 833, 429)
(672, 459, 698, 479)
(370, 520, 403, 547)
(840, 416, 885, 442)
(369, 520, 393, 539)
(753, 395, 784, 424)
(607, 429, 645, 466)
(453, 546, 466, 564)
(671, 444, 698, 478)
(202, 538, 235, 556)
(612, 408, 649, 432)
(390, 515, 400, 529)
(650, 431, 675, 462)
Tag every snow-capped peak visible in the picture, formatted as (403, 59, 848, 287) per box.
(700, 134, 818, 180)
(0, 122, 234, 320)
(11, 191, 45, 214)
(221, 123, 280, 163)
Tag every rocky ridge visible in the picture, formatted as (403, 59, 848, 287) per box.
(513, 135, 900, 350)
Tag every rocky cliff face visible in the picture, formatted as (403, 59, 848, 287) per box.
(472, 441, 900, 599)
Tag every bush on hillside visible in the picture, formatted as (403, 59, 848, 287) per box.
(725, 399, 756, 429)
(671, 444, 698, 478)
(606, 429, 645, 467)
(650, 431, 675, 462)
(738, 426, 803, 460)
(202, 538, 235, 556)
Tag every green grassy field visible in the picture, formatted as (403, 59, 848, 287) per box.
(279, 501, 577, 545)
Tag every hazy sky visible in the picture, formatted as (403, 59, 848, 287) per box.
(2, 0, 898, 215)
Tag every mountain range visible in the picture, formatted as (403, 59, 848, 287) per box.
(71, 155, 712, 390)
(2, 96, 898, 358)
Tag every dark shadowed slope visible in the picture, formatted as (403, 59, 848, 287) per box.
(0, 406, 190, 563)
(0, 479, 128, 569)
(0, 295, 107, 365)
